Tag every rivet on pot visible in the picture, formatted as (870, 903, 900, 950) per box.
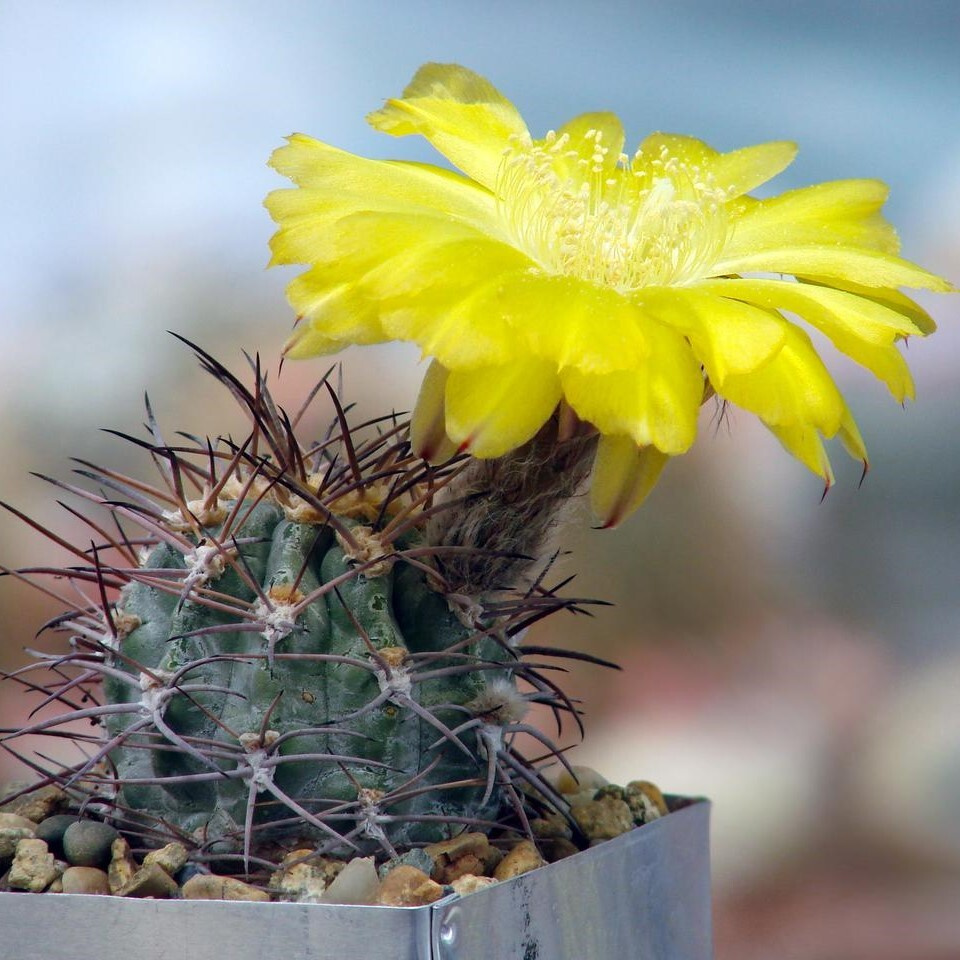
(436, 904, 461, 956)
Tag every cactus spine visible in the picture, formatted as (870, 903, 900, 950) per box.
(1, 341, 603, 876)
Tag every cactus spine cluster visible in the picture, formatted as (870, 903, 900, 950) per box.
(1, 341, 604, 876)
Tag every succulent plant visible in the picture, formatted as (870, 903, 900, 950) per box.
(1, 340, 606, 875)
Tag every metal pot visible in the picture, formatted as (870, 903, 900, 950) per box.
(0, 798, 710, 960)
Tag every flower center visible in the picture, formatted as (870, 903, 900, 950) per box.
(497, 130, 728, 292)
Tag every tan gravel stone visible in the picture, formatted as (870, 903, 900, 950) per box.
(424, 832, 490, 863)
(530, 813, 573, 840)
(8, 838, 62, 892)
(594, 784, 626, 802)
(376, 865, 444, 906)
(437, 852, 485, 884)
(61, 866, 111, 895)
(115, 862, 179, 898)
(182, 874, 270, 902)
(450, 874, 498, 896)
(107, 837, 138, 893)
(570, 798, 634, 840)
(143, 842, 188, 875)
(493, 840, 545, 881)
(0, 813, 39, 832)
(553, 765, 609, 796)
(425, 832, 498, 882)
(0, 783, 67, 823)
(111, 836, 133, 860)
(624, 780, 669, 823)
(0, 826, 36, 862)
(269, 850, 343, 902)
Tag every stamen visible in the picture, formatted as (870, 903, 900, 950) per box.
(497, 134, 728, 292)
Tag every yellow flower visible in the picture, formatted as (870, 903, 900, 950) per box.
(265, 63, 952, 526)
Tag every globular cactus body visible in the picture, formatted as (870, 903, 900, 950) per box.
(2, 341, 592, 875)
(108, 504, 508, 854)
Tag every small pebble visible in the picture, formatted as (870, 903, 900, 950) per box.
(8, 838, 62, 892)
(0, 813, 38, 832)
(553, 765, 609, 796)
(108, 837, 138, 893)
(570, 798, 634, 841)
(624, 781, 669, 823)
(321, 856, 379, 905)
(174, 863, 207, 886)
(530, 813, 573, 840)
(376, 865, 444, 906)
(269, 850, 343, 902)
(539, 837, 580, 863)
(493, 840, 545, 881)
(594, 784, 626, 802)
(62, 820, 119, 868)
(0, 783, 67, 823)
(378, 848, 434, 880)
(425, 832, 499, 882)
(0, 824, 36, 864)
(424, 832, 490, 863)
(438, 853, 486, 884)
(450, 874, 498, 897)
(34, 815, 81, 858)
(143, 842, 188, 875)
(115, 862, 179, 899)
(565, 788, 601, 809)
(182, 874, 270, 902)
(61, 866, 111, 895)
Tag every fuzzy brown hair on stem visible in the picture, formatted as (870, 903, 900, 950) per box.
(425, 418, 598, 597)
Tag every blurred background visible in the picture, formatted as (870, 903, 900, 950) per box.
(1, 2, 958, 956)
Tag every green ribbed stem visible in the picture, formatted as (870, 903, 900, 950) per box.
(105, 502, 510, 856)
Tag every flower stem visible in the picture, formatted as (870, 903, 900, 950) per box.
(425, 418, 597, 596)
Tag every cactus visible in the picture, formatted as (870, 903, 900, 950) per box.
(1, 340, 605, 875)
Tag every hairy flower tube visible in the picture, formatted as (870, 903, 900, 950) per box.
(265, 63, 952, 526)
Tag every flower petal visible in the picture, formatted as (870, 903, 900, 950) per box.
(366, 63, 529, 191)
(266, 135, 500, 253)
(694, 277, 919, 400)
(355, 228, 532, 369)
(282, 273, 385, 358)
(766, 422, 836, 486)
(560, 322, 702, 454)
(717, 323, 846, 434)
(551, 112, 626, 174)
(712, 244, 952, 291)
(411, 360, 458, 461)
(497, 274, 650, 373)
(643, 288, 787, 386)
(727, 179, 899, 254)
(838, 409, 868, 466)
(798, 277, 938, 335)
(708, 141, 798, 198)
(445, 360, 562, 457)
(278, 212, 494, 359)
(639, 132, 719, 166)
(766, 406, 867, 485)
(591, 435, 670, 528)
(638, 135, 796, 197)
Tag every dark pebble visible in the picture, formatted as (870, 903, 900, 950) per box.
(34, 815, 81, 858)
(174, 862, 208, 885)
(62, 820, 120, 868)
